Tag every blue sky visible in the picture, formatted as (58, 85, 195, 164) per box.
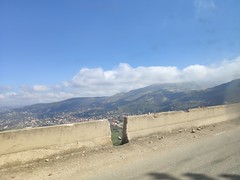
(0, 0, 240, 106)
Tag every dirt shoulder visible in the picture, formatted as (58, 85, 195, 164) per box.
(1, 118, 240, 180)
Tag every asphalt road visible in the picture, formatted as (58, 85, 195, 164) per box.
(86, 127, 240, 180)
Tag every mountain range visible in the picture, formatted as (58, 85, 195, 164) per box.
(0, 79, 240, 131)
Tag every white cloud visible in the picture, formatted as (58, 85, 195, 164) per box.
(67, 57, 240, 97)
(194, 0, 217, 21)
(0, 94, 5, 99)
(6, 92, 17, 96)
(32, 85, 49, 92)
(0, 85, 12, 91)
(0, 56, 240, 107)
(194, 0, 216, 10)
(71, 63, 180, 87)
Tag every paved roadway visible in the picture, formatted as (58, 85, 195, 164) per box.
(85, 127, 240, 180)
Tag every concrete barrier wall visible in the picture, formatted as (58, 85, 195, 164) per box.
(122, 103, 240, 141)
(0, 119, 111, 156)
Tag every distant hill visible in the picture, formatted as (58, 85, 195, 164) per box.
(0, 79, 240, 131)
(14, 81, 209, 117)
(106, 79, 240, 114)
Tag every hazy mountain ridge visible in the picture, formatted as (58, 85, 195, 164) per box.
(0, 79, 240, 131)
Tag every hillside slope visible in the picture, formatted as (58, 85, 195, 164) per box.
(0, 79, 239, 131)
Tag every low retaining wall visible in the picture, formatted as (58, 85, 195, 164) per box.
(0, 119, 111, 168)
(122, 103, 240, 142)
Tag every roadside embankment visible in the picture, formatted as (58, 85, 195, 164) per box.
(122, 103, 240, 142)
